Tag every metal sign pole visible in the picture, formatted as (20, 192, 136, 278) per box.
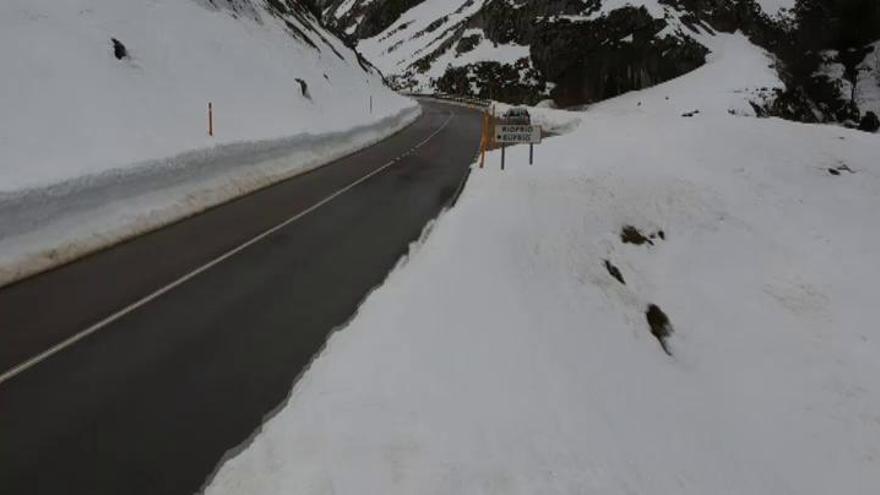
(501, 144, 506, 171)
(529, 143, 533, 165)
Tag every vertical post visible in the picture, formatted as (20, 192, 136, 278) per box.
(529, 143, 533, 165)
(208, 102, 214, 137)
(369, 95, 373, 114)
(479, 111, 487, 169)
(490, 105, 496, 153)
(501, 144, 506, 171)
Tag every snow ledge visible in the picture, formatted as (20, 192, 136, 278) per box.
(0, 103, 422, 288)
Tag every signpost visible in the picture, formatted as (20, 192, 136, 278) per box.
(494, 124, 541, 145)
(493, 122, 541, 169)
(479, 106, 543, 170)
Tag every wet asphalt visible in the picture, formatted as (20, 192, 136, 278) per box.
(0, 100, 481, 494)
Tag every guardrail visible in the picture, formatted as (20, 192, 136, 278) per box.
(401, 92, 491, 109)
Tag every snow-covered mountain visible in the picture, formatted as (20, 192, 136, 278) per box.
(324, 0, 880, 127)
(320, 0, 785, 104)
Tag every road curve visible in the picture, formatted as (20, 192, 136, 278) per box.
(0, 100, 482, 494)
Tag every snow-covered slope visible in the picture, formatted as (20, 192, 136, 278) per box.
(0, 0, 418, 286)
(0, 0, 409, 192)
(358, 0, 491, 78)
(339, 0, 791, 102)
(754, 0, 795, 15)
(206, 32, 880, 494)
(818, 40, 880, 118)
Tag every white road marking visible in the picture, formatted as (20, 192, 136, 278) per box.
(0, 110, 456, 385)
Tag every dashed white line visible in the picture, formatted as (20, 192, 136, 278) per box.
(0, 110, 456, 385)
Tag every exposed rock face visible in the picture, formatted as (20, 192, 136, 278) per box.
(531, 7, 708, 106)
(319, 0, 427, 40)
(859, 111, 880, 132)
(664, 0, 880, 123)
(780, 0, 880, 123)
(330, 0, 880, 122)
(475, 0, 599, 45)
(435, 59, 547, 104)
(344, 0, 714, 106)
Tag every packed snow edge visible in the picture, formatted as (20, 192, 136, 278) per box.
(0, 103, 422, 288)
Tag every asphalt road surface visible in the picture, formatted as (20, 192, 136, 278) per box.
(0, 100, 482, 494)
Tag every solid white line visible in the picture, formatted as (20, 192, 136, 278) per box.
(0, 110, 456, 385)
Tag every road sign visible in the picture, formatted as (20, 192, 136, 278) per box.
(494, 124, 541, 144)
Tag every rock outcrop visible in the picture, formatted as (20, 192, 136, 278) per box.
(327, 0, 880, 122)
(317, 0, 428, 40)
(531, 6, 708, 106)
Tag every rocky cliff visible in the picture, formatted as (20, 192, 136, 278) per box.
(329, 0, 880, 126)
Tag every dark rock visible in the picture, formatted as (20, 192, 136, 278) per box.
(621, 225, 654, 246)
(476, 0, 597, 46)
(646, 304, 674, 356)
(604, 260, 626, 285)
(435, 58, 546, 104)
(455, 33, 481, 55)
(111, 38, 128, 60)
(828, 168, 841, 175)
(418, 16, 448, 37)
(859, 111, 880, 132)
(295, 78, 310, 98)
(324, 0, 428, 40)
(531, 7, 708, 106)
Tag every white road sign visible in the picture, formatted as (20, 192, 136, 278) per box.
(495, 124, 541, 144)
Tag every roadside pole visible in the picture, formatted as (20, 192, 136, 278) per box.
(501, 144, 506, 171)
(208, 102, 213, 137)
(480, 111, 487, 168)
(529, 143, 533, 165)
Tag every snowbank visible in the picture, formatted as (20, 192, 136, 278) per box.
(0, 0, 416, 285)
(492, 102, 582, 135)
(0, 0, 411, 191)
(206, 33, 880, 495)
(0, 104, 420, 287)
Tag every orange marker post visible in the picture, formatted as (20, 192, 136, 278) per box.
(479, 111, 487, 168)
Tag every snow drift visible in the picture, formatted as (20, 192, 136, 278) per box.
(0, 0, 416, 285)
(206, 32, 880, 495)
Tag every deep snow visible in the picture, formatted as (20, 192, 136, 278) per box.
(206, 32, 880, 494)
(0, 0, 410, 192)
(0, 107, 419, 286)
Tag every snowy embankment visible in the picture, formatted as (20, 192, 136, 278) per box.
(0, 0, 416, 286)
(207, 33, 880, 494)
